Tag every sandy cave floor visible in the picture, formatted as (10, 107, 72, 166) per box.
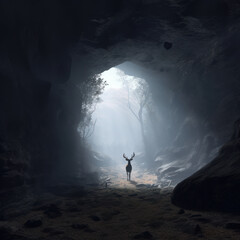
(1, 167, 240, 240)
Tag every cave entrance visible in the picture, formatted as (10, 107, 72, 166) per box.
(90, 67, 143, 162)
(86, 62, 159, 187)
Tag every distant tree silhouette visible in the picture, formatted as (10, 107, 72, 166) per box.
(119, 70, 153, 164)
(76, 74, 107, 142)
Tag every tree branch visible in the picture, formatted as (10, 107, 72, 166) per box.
(127, 87, 140, 121)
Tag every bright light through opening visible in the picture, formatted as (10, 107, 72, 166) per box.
(88, 67, 147, 165)
(101, 68, 123, 89)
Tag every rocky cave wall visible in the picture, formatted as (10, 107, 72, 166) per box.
(1, 0, 240, 208)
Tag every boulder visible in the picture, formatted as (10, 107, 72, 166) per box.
(24, 216, 42, 228)
(44, 204, 62, 218)
(172, 120, 240, 213)
(133, 231, 153, 239)
(225, 222, 240, 230)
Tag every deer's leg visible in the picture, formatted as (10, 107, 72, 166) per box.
(126, 172, 128, 181)
(129, 172, 131, 181)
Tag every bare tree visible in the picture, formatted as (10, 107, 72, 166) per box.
(119, 70, 152, 160)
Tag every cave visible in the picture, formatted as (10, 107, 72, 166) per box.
(1, 1, 240, 239)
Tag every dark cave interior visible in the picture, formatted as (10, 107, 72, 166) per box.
(1, 0, 240, 239)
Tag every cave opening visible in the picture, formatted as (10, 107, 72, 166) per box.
(90, 66, 144, 164)
(74, 59, 228, 189)
(72, 58, 214, 189)
(80, 62, 160, 187)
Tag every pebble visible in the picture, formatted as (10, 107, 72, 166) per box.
(24, 217, 42, 228)
(133, 231, 153, 239)
(226, 222, 240, 230)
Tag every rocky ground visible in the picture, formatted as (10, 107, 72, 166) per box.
(1, 167, 240, 240)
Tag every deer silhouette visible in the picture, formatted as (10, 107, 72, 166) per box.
(123, 152, 135, 181)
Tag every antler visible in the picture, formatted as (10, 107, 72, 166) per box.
(130, 152, 135, 160)
(123, 153, 127, 159)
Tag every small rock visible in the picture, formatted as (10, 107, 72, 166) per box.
(128, 193, 138, 197)
(0, 142, 8, 153)
(67, 207, 81, 212)
(71, 224, 95, 234)
(71, 224, 88, 230)
(194, 224, 202, 235)
(42, 227, 54, 233)
(100, 233, 108, 238)
(147, 221, 163, 228)
(113, 193, 122, 197)
(174, 218, 188, 223)
(175, 222, 202, 235)
(101, 210, 120, 221)
(0, 226, 11, 239)
(112, 210, 120, 215)
(101, 212, 113, 221)
(133, 231, 153, 239)
(65, 201, 81, 212)
(90, 215, 100, 221)
(84, 227, 95, 233)
(226, 222, 240, 230)
(190, 214, 202, 218)
(178, 209, 185, 214)
(0, 225, 19, 239)
(195, 217, 211, 224)
(50, 230, 65, 235)
(42, 227, 65, 235)
(164, 42, 173, 50)
(24, 217, 42, 228)
(44, 204, 62, 218)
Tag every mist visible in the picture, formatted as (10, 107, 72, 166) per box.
(89, 67, 144, 164)
(80, 62, 218, 188)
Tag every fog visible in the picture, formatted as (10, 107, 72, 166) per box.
(83, 62, 221, 187)
(89, 67, 148, 165)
